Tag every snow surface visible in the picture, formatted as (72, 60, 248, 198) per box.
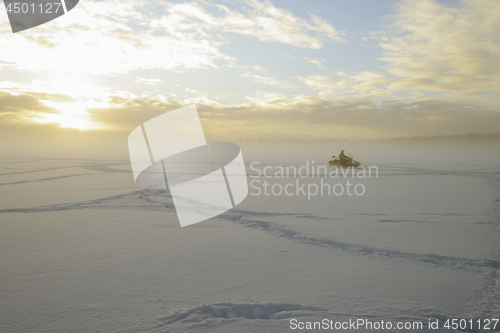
(1, 144, 499, 332)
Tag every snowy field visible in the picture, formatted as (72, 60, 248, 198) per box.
(1, 143, 500, 332)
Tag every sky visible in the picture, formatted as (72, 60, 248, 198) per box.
(0, 0, 499, 147)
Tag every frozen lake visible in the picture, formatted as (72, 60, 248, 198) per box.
(1, 152, 499, 332)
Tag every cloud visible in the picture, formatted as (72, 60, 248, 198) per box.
(152, 0, 342, 49)
(378, 0, 500, 95)
(306, 58, 326, 68)
(298, 0, 500, 103)
(297, 72, 393, 98)
(0, 0, 342, 76)
(296, 75, 337, 97)
(0, 89, 112, 130)
(134, 77, 162, 85)
(196, 97, 500, 139)
(2, 85, 498, 139)
(86, 97, 183, 130)
(215, 0, 343, 48)
(252, 65, 266, 72)
(1, 0, 497, 141)
(81, 94, 500, 139)
(0, 92, 59, 116)
(240, 72, 297, 90)
(0, 1, 230, 75)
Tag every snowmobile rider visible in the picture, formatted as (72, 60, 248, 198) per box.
(339, 150, 352, 162)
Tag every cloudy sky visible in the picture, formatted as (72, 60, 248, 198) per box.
(0, 0, 499, 144)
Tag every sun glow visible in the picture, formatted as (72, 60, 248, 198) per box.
(31, 101, 101, 130)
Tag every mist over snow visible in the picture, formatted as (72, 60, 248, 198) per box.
(1, 137, 499, 332)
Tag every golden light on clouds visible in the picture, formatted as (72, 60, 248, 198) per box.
(29, 101, 98, 130)
(11, 75, 113, 130)
(0, 0, 498, 139)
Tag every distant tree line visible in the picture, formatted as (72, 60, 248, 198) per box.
(237, 133, 500, 143)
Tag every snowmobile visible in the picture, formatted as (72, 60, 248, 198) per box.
(328, 156, 362, 168)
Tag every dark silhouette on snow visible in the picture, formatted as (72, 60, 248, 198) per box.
(329, 150, 361, 168)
